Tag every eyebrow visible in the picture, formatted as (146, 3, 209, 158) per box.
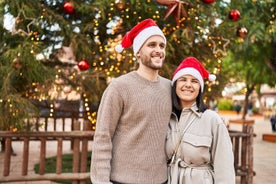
(179, 76, 198, 80)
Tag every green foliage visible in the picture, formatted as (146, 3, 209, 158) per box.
(0, 94, 37, 131)
(217, 98, 233, 111)
(252, 107, 259, 114)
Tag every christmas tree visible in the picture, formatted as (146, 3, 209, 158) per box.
(1, 0, 275, 131)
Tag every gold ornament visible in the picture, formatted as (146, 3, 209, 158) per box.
(12, 10, 36, 36)
(12, 57, 23, 69)
(115, 0, 124, 10)
(209, 36, 230, 57)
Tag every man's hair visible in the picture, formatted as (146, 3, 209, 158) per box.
(171, 82, 207, 113)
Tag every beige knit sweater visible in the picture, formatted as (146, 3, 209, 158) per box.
(90, 71, 172, 184)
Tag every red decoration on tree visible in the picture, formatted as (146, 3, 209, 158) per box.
(228, 9, 240, 21)
(156, 0, 176, 6)
(202, 0, 215, 3)
(77, 59, 90, 71)
(63, 1, 74, 15)
(236, 26, 248, 38)
(156, 0, 188, 26)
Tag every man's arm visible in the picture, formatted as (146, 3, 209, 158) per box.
(90, 83, 123, 184)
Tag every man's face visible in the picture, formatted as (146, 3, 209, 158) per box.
(136, 35, 166, 70)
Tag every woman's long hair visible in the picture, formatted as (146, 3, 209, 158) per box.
(172, 81, 207, 113)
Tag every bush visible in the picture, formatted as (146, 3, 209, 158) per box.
(252, 107, 259, 114)
(217, 98, 233, 111)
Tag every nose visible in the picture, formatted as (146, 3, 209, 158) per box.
(154, 46, 165, 57)
(184, 80, 192, 87)
(155, 46, 162, 52)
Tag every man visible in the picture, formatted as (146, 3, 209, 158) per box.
(90, 19, 172, 184)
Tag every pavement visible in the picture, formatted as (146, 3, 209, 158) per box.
(1, 112, 276, 184)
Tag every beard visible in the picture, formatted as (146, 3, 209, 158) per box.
(139, 54, 165, 70)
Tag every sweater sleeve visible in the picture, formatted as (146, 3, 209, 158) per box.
(211, 116, 236, 184)
(90, 82, 123, 184)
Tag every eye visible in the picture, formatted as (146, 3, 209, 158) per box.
(178, 77, 187, 82)
(159, 43, 165, 49)
(148, 42, 156, 47)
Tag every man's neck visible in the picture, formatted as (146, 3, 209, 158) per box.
(136, 67, 159, 82)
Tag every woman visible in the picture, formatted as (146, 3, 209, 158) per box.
(166, 57, 235, 184)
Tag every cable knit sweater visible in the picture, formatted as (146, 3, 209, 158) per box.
(90, 71, 172, 184)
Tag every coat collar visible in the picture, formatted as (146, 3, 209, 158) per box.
(171, 102, 202, 122)
(185, 103, 202, 117)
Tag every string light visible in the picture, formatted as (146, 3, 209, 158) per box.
(7, 0, 266, 131)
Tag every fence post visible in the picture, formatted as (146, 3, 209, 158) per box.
(22, 137, 30, 176)
(72, 121, 81, 184)
(56, 138, 63, 174)
(39, 138, 46, 175)
(247, 124, 254, 184)
(3, 138, 12, 176)
(79, 120, 91, 184)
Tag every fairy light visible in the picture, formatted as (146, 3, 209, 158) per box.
(4, 0, 245, 132)
(49, 103, 54, 117)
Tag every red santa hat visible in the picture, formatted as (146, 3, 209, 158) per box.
(172, 57, 216, 92)
(115, 19, 166, 54)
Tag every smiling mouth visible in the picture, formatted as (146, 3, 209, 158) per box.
(151, 53, 164, 58)
(152, 56, 162, 59)
(182, 90, 194, 94)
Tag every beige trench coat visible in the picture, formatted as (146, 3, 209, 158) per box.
(165, 104, 235, 184)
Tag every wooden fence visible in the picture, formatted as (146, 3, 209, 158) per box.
(0, 118, 93, 184)
(0, 131, 93, 183)
(0, 117, 254, 184)
(229, 123, 255, 184)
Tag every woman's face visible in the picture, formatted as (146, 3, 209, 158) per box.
(176, 74, 200, 108)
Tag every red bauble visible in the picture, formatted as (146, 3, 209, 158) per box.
(202, 0, 215, 4)
(228, 9, 240, 21)
(77, 59, 90, 71)
(236, 26, 248, 38)
(63, 1, 74, 15)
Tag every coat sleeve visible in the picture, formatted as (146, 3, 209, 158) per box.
(211, 116, 236, 184)
(90, 82, 123, 184)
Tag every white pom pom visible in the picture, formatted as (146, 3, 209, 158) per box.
(115, 44, 124, 53)
(208, 74, 216, 81)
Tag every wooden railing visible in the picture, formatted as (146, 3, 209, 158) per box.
(0, 117, 254, 184)
(0, 132, 93, 183)
(0, 119, 93, 184)
(229, 124, 254, 184)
